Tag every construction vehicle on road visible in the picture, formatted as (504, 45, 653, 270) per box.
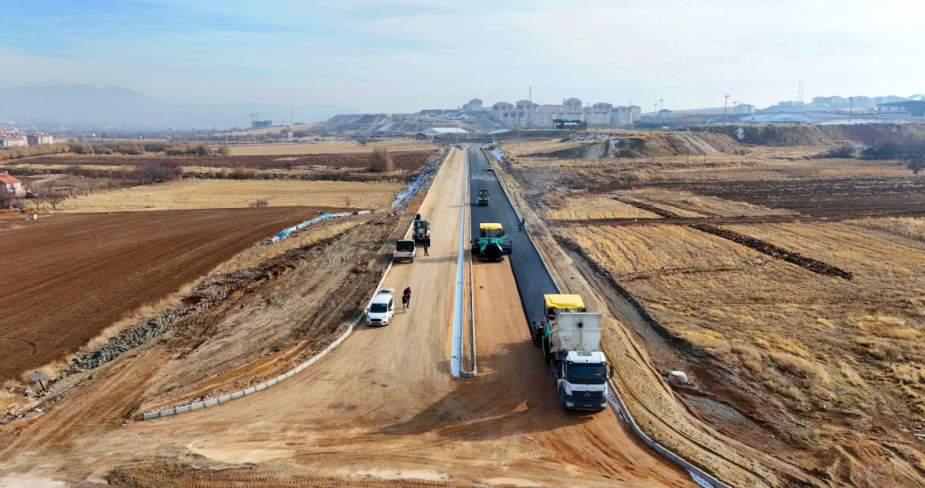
(531, 294, 613, 411)
(413, 214, 431, 247)
(394, 239, 416, 262)
(471, 223, 512, 261)
(477, 189, 489, 206)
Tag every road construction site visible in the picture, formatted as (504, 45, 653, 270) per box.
(0, 147, 707, 487)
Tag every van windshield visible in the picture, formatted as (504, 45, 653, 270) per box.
(370, 303, 389, 313)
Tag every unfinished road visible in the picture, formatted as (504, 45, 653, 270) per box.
(0, 147, 694, 487)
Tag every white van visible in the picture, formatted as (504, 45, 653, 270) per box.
(366, 289, 396, 326)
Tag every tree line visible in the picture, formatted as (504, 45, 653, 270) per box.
(0, 142, 230, 161)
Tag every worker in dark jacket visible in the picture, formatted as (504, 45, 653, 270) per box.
(403, 287, 412, 309)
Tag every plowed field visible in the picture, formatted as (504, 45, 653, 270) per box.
(0, 207, 344, 381)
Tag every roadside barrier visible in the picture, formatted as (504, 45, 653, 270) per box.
(460, 148, 477, 378)
(481, 147, 729, 488)
(142, 150, 449, 421)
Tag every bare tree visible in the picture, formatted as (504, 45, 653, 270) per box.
(47, 192, 66, 210)
(910, 157, 925, 175)
(0, 185, 12, 209)
(368, 148, 394, 172)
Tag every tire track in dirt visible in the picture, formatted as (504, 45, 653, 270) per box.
(614, 197, 853, 280)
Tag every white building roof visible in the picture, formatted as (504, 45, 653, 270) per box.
(422, 127, 468, 135)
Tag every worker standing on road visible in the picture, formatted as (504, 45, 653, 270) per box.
(520, 217, 526, 231)
(424, 244, 429, 256)
(403, 287, 412, 309)
(401, 293, 409, 313)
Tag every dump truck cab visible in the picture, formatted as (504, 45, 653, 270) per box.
(477, 189, 489, 206)
(471, 222, 512, 261)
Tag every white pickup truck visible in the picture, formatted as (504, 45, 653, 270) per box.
(394, 239, 416, 262)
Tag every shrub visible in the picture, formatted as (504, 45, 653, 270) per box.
(230, 167, 258, 179)
(368, 148, 394, 172)
(249, 199, 269, 207)
(815, 145, 855, 159)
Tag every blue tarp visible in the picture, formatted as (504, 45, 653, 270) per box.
(263, 211, 363, 245)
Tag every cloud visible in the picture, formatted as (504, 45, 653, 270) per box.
(1, 0, 922, 112)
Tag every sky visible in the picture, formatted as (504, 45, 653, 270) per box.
(1, 0, 923, 113)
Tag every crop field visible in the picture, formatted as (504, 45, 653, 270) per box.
(11, 149, 439, 172)
(0, 207, 352, 383)
(495, 130, 925, 487)
(55, 179, 401, 212)
(227, 139, 434, 156)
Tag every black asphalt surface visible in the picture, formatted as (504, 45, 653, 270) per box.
(467, 146, 560, 333)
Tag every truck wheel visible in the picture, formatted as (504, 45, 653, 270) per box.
(542, 337, 551, 364)
(530, 329, 541, 347)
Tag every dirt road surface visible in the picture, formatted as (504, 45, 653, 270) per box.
(0, 148, 694, 487)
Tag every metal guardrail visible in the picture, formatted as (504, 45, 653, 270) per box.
(479, 147, 729, 488)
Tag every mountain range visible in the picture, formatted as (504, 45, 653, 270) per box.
(0, 85, 355, 131)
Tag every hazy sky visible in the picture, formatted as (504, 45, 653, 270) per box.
(2, 0, 922, 113)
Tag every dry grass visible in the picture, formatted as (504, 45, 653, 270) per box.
(56, 179, 401, 212)
(544, 194, 662, 220)
(228, 139, 432, 156)
(570, 218, 925, 417)
(503, 133, 925, 484)
(629, 188, 793, 217)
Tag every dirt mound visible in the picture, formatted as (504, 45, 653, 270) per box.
(537, 131, 740, 159)
(688, 124, 925, 147)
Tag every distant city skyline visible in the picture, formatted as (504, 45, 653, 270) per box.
(1, 1, 923, 115)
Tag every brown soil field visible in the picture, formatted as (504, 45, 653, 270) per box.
(56, 179, 401, 212)
(491, 133, 925, 487)
(0, 207, 350, 382)
(227, 139, 434, 156)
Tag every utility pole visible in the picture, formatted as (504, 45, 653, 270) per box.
(659, 98, 663, 111)
(849, 97, 854, 123)
(723, 94, 730, 125)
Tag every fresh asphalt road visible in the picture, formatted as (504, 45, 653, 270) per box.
(468, 146, 559, 334)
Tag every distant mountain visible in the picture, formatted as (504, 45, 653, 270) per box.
(0, 85, 355, 130)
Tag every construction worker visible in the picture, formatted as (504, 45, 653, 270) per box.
(424, 244, 429, 256)
(403, 287, 412, 309)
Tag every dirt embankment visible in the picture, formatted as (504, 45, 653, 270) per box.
(694, 123, 925, 147)
(526, 124, 925, 161)
(531, 132, 742, 159)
